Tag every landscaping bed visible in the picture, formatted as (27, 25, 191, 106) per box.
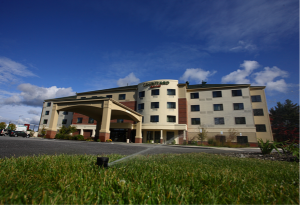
(218, 152, 299, 162)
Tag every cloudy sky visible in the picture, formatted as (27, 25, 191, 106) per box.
(0, 0, 298, 126)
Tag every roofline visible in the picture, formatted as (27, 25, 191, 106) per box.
(250, 86, 266, 90)
(77, 85, 138, 95)
(187, 84, 250, 91)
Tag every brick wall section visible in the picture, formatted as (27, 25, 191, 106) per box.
(71, 101, 137, 125)
(178, 98, 187, 124)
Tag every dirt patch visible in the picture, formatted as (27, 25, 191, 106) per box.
(218, 152, 299, 162)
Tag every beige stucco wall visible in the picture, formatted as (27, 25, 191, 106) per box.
(250, 88, 273, 141)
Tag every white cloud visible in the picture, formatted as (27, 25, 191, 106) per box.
(180, 68, 216, 83)
(253, 66, 289, 92)
(117, 73, 140, 87)
(1, 83, 76, 107)
(221, 61, 291, 93)
(27, 109, 40, 115)
(222, 61, 260, 84)
(229, 41, 257, 52)
(0, 57, 37, 84)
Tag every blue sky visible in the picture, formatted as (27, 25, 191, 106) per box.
(0, 0, 298, 126)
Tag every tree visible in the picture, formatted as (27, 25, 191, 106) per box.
(0, 122, 7, 129)
(270, 99, 299, 143)
(227, 128, 238, 143)
(197, 126, 208, 145)
(58, 125, 77, 135)
(8, 123, 16, 130)
(40, 126, 47, 136)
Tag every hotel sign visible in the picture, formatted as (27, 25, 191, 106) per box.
(143, 81, 169, 87)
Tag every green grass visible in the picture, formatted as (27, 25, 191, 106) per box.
(0, 153, 298, 204)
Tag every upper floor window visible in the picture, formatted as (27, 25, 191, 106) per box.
(253, 109, 264, 116)
(191, 105, 200, 111)
(117, 119, 124, 123)
(167, 116, 176, 122)
(150, 115, 159, 122)
(138, 103, 144, 110)
(256, 124, 266, 132)
(92, 96, 97, 98)
(251, 95, 262, 102)
(167, 102, 176, 109)
(139, 91, 145, 98)
(214, 117, 225, 125)
(119, 94, 126, 100)
(151, 89, 159, 95)
(167, 89, 176, 95)
(45, 111, 50, 115)
(62, 119, 67, 124)
(43, 119, 48, 124)
(77, 118, 83, 123)
(191, 118, 201, 125)
(47, 102, 51, 107)
(235, 117, 246, 124)
(233, 103, 244, 110)
(81, 97, 86, 99)
(88, 118, 94, 123)
(232, 90, 242, 97)
(106, 95, 112, 98)
(63, 111, 68, 115)
(213, 104, 223, 111)
(151, 102, 159, 109)
(190, 93, 199, 99)
(213, 91, 222, 98)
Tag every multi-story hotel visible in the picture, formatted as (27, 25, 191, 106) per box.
(38, 79, 272, 146)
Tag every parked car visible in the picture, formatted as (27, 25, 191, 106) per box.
(7, 130, 16, 137)
(0, 129, 8, 136)
(14, 131, 30, 138)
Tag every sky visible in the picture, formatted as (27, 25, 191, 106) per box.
(0, 0, 299, 127)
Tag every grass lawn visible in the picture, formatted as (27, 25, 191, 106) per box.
(0, 153, 298, 204)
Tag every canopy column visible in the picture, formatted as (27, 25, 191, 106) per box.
(99, 100, 112, 142)
(135, 116, 143, 143)
(46, 104, 59, 139)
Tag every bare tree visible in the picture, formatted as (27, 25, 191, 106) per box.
(228, 128, 238, 142)
(197, 126, 208, 145)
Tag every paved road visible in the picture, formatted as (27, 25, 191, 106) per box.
(0, 136, 261, 158)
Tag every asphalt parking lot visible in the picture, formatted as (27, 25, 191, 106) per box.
(0, 136, 261, 158)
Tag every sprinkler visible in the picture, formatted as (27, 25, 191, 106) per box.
(97, 157, 109, 168)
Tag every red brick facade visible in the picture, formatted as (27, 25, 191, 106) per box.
(46, 130, 56, 139)
(178, 98, 187, 124)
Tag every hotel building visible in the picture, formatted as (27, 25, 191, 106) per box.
(39, 79, 272, 146)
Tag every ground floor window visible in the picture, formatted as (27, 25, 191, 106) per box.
(62, 119, 67, 124)
(237, 136, 248, 144)
(167, 132, 174, 141)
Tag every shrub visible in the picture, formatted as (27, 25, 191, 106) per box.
(97, 139, 101, 142)
(190, 141, 197, 145)
(106, 139, 112, 142)
(73, 135, 84, 141)
(85, 137, 94, 141)
(258, 139, 280, 155)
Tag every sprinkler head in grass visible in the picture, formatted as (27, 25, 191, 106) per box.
(97, 157, 109, 168)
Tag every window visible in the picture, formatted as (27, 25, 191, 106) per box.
(119, 94, 126, 100)
(77, 118, 83, 123)
(139, 91, 145, 98)
(235, 117, 246, 124)
(190, 92, 199, 99)
(233, 103, 244, 110)
(251, 95, 262, 102)
(167, 102, 176, 109)
(138, 103, 144, 110)
(191, 105, 200, 111)
(151, 102, 159, 109)
(47, 102, 51, 107)
(191, 118, 200, 125)
(150, 115, 159, 122)
(213, 91, 222, 98)
(214, 104, 223, 111)
(43, 119, 48, 124)
(81, 97, 86, 99)
(256, 124, 266, 132)
(88, 118, 94, 123)
(232, 90, 242, 96)
(63, 111, 68, 115)
(45, 111, 50, 115)
(117, 119, 124, 123)
(237, 136, 248, 144)
(167, 89, 176, 95)
(62, 119, 67, 124)
(151, 89, 159, 95)
(92, 96, 97, 98)
(253, 109, 264, 116)
(106, 95, 112, 98)
(167, 116, 176, 122)
(214, 117, 225, 125)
